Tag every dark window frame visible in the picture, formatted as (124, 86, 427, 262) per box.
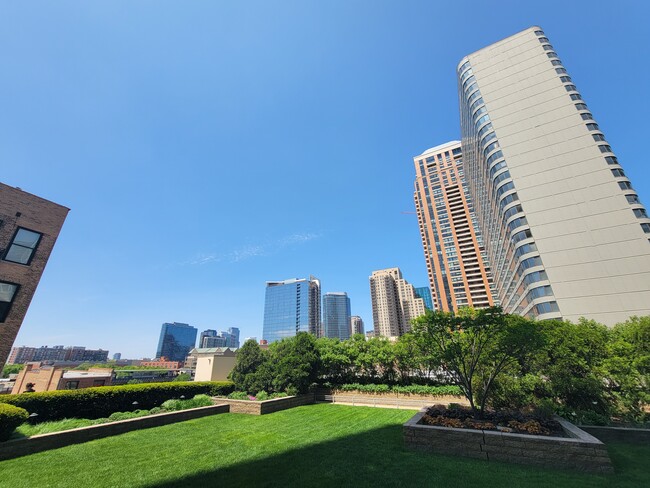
(0, 280, 20, 322)
(3, 227, 42, 266)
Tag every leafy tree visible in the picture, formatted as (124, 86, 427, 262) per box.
(269, 333, 321, 394)
(411, 307, 543, 418)
(1, 364, 24, 378)
(229, 339, 269, 393)
(173, 373, 191, 382)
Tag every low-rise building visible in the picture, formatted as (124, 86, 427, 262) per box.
(11, 363, 113, 393)
(190, 347, 238, 382)
(140, 357, 182, 369)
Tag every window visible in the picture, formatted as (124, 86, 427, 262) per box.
(93, 379, 106, 387)
(581, 113, 594, 120)
(0, 282, 19, 322)
(538, 37, 549, 43)
(641, 223, 650, 233)
(611, 168, 625, 177)
(618, 181, 633, 190)
(534, 30, 544, 36)
(555, 67, 567, 74)
(599, 145, 613, 153)
(570, 94, 582, 101)
(593, 134, 606, 142)
(65, 381, 80, 390)
(4, 228, 42, 265)
(550, 59, 562, 66)
(633, 208, 648, 219)
(547, 52, 558, 59)
(605, 156, 618, 165)
(586, 123, 599, 131)
(564, 84, 577, 92)
(535, 301, 559, 314)
(575, 103, 588, 110)
(559, 76, 572, 83)
(626, 194, 640, 204)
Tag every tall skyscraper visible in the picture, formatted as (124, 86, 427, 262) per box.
(226, 327, 240, 348)
(199, 329, 218, 348)
(456, 26, 650, 324)
(413, 142, 495, 311)
(414, 287, 434, 311)
(369, 268, 426, 337)
(262, 276, 321, 343)
(350, 316, 365, 335)
(155, 322, 197, 362)
(0, 183, 69, 371)
(323, 292, 352, 340)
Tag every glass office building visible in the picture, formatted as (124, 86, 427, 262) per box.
(262, 277, 321, 343)
(414, 287, 435, 311)
(323, 292, 351, 340)
(156, 322, 197, 361)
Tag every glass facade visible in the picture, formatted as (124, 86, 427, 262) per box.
(323, 292, 351, 340)
(414, 287, 434, 311)
(262, 277, 321, 343)
(156, 322, 198, 361)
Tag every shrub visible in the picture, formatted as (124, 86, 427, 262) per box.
(255, 391, 269, 401)
(0, 403, 29, 441)
(227, 391, 250, 400)
(0, 381, 234, 422)
(335, 383, 462, 396)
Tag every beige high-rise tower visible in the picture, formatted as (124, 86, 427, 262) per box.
(457, 27, 650, 324)
(369, 267, 426, 338)
(414, 141, 495, 311)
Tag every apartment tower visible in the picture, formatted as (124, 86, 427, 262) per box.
(369, 268, 426, 337)
(413, 142, 495, 311)
(322, 292, 352, 340)
(457, 27, 650, 324)
(350, 315, 364, 335)
(0, 183, 68, 371)
(262, 276, 321, 343)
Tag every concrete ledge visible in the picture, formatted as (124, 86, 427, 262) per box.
(0, 403, 229, 461)
(214, 394, 314, 415)
(314, 388, 469, 409)
(580, 425, 650, 445)
(403, 409, 613, 474)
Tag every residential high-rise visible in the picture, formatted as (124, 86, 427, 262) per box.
(0, 183, 69, 371)
(369, 268, 426, 337)
(262, 276, 321, 343)
(350, 316, 364, 335)
(7, 345, 109, 364)
(414, 287, 434, 311)
(323, 292, 352, 340)
(456, 27, 650, 324)
(155, 322, 197, 362)
(202, 335, 227, 348)
(413, 142, 495, 311)
(225, 327, 240, 348)
(199, 329, 218, 348)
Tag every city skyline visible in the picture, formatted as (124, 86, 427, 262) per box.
(3, 3, 649, 357)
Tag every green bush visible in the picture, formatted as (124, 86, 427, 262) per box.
(334, 383, 462, 396)
(0, 403, 29, 441)
(161, 394, 213, 412)
(0, 381, 234, 422)
(227, 391, 251, 400)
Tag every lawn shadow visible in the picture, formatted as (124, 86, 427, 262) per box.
(145, 422, 612, 488)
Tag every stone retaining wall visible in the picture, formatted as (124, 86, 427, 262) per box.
(403, 409, 613, 474)
(580, 425, 650, 445)
(314, 388, 468, 409)
(0, 404, 229, 462)
(215, 394, 314, 415)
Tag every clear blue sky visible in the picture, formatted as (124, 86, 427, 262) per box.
(3, 1, 649, 358)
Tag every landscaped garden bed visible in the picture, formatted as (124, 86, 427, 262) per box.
(404, 407, 613, 473)
(213, 392, 314, 415)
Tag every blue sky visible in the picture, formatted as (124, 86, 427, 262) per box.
(3, 1, 649, 358)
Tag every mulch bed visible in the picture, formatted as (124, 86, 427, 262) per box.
(420, 404, 565, 437)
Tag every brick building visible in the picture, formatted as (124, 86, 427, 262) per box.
(11, 362, 113, 394)
(0, 183, 69, 371)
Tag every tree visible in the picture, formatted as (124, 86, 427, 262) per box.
(173, 373, 191, 382)
(228, 339, 269, 393)
(269, 333, 321, 394)
(411, 307, 543, 418)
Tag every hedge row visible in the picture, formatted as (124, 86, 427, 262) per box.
(335, 383, 463, 396)
(0, 403, 29, 441)
(0, 381, 234, 422)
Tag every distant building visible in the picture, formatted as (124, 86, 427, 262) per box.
(0, 183, 69, 371)
(7, 345, 109, 364)
(263, 276, 321, 343)
(226, 327, 240, 348)
(140, 357, 182, 369)
(365, 330, 375, 340)
(199, 329, 218, 348)
(350, 316, 364, 335)
(323, 292, 351, 340)
(203, 336, 227, 348)
(191, 347, 238, 382)
(156, 322, 197, 362)
(112, 353, 121, 360)
(369, 268, 426, 338)
(12, 363, 113, 394)
(414, 287, 434, 311)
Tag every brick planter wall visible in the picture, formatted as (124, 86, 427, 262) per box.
(403, 409, 613, 474)
(215, 394, 314, 415)
(314, 388, 469, 409)
(0, 403, 229, 461)
(580, 425, 650, 445)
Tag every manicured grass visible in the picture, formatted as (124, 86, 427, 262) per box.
(0, 404, 647, 487)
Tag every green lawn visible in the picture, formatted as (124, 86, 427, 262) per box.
(0, 404, 647, 487)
